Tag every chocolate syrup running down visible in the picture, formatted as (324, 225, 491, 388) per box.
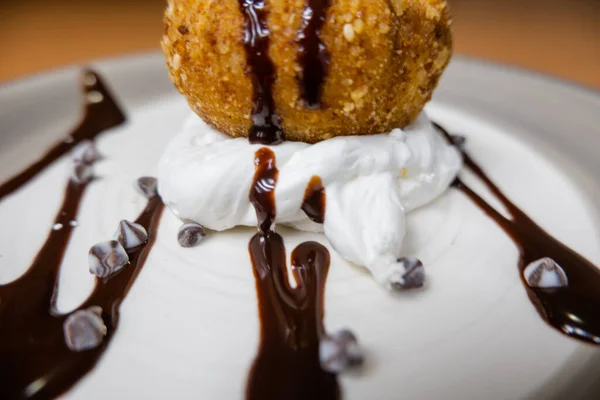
(435, 123, 600, 345)
(247, 148, 339, 400)
(0, 72, 166, 398)
(249, 147, 279, 234)
(302, 175, 326, 223)
(238, 0, 284, 145)
(297, 0, 331, 108)
(0, 70, 125, 202)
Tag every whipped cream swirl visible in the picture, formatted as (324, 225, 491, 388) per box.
(158, 112, 462, 289)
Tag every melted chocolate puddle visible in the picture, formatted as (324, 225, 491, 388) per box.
(297, 0, 331, 108)
(247, 148, 339, 399)
(238, 0, 284, 145)
(0, 72, 165, 398)
(0, 70, 126, 202)
(435, 123, 600, 345)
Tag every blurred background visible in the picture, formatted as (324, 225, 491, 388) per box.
(1, 0, 599, 88)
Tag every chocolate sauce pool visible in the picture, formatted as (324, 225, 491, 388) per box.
(435, 123, 600, 345)
(0, 71, 165, 398)
(297, 0, 331, 108)
(238, 0, 284, 145)
(247, 148, 339, 400)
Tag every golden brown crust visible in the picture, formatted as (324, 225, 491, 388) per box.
(162, 0, 452, 143)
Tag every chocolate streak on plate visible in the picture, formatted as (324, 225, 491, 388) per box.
(247, 148, 339, 399)
(0, 72, 165, 398)
(297, 0, 331, 108)
(0, 188, 164, 399)
(435, 123, 600, 345)
(0, 70, 126, 202)
(302, 175, 326, 223)
(238, 0, 285, 145)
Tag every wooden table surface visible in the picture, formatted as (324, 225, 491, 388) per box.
(1, 0, 599, 89)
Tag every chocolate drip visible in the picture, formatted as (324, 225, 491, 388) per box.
(0, 70, 126, 202)
(297, 0, 331, 108)
(238, 0, 284, 145)
(247, 148, 339, 400)
(435, 123, 600, 345)
(0, 72, 167, 398)
(302, 175, 326, 223)
(249, 147, 279, 234)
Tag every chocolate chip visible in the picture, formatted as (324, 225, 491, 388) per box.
(71, 161, 94, 184)
(178, 25, 189, 35)
(524, 257, 568, 289)
(114, 220, 148, 250)
(136, 177, 158, 199)
(332, 329, 363, 365)
(320, 329, 363, 374)
(388, 257, 425, 290)
(399, 257, 425, 288)
(63, 306, 106, 352)
(71, 139, 99, 164)
(451, 134, 466, 148)
(177, 222, 206, 248)
(88, 240, 129, 278)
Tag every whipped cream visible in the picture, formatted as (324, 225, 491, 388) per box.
(158, 112, 462, 288)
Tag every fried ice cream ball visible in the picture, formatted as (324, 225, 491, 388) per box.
(162, 0, 452, 143)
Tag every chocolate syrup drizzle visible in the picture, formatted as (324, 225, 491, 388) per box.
(297, 0, 331, 108)
(435, 123, 600, 345)
(247, 148, 339, 399)
(0, 70, 126, 202)
(0, 72, 165, 398)
(1, 56, 598, 400)
(238, 0, 284, 145)
(302, 175, 326, 224)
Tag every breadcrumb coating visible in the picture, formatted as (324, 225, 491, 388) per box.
(162, 0, 452, 143)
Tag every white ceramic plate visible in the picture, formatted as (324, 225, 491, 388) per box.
(1, 53, 600, 399)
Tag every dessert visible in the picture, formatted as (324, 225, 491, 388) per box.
(162, 0, 452, 143)
(160, 0, 460, 289)
(1, 0, 600, 399)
